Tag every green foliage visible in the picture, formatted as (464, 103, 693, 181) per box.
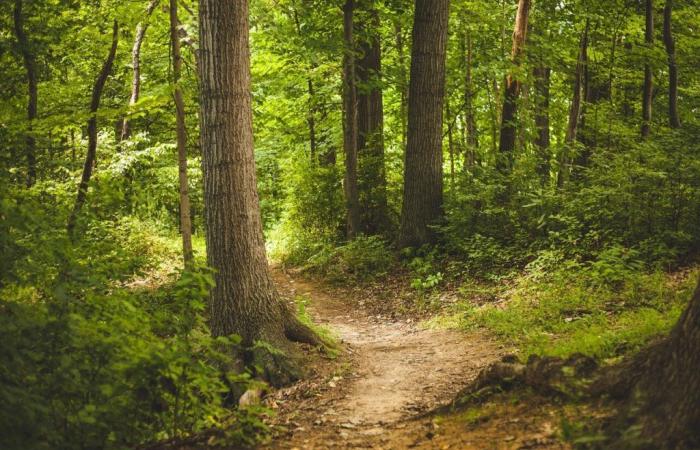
(290, 235, 394, 283)
(454, 259, 696, 360)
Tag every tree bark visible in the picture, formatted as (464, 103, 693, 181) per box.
(398, 0, 450, 249)
(197, 0, 319, 386)
(121, 0, 159, 141)
(497, 0, 531, 175)
(663, 0, 680, 129)
(342, 0, 361, 239)
(67, 20, 119, 239)
(13, 0, 37, 187)
(641, 0, 654, 138)
(557, 20, 589, 189)
(356, 3, 389, 235)
(169, 0, 193, 266)
(596, 278, 700, 448)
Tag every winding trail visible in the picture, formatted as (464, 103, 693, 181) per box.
(265, 270, 504, 449)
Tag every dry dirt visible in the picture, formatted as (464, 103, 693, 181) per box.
(263, 270, 573, 450)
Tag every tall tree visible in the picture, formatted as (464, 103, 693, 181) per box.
(356, 2, 389, 235)
(533, 64, 551, 183)
(663, 0, 680, 128)
(13, 0, 37, 187)
(497, 0, 531, 174)
(197, 0, 319, 386)
(67, 20, 119, 238)
(398, 0, 450, 249)
(463, 30, 478, 169)
(169, 0, 193, 266)
(342, 0, 361, 239)
(641, 0, 654, 138)
(120, 0, 159, 141)
(558, 20, 589, 188)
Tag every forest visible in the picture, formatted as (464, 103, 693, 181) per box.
(1, 0, 700, 448)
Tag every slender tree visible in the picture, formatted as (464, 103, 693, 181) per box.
(497, 0, 531, 174)
(197, 0, 319, 386)
(121, 0, 159, 141)
(291, 4, 318, 160)
(356, 2, 389, 234)
(641, 0, 654, 138)
(533, 64, 551, 183)
(394, 19, 408, 152)
(67, 20, 119, 238)
(169, 0, 193, 266)
(342, 0, 361, 239)
(463, 30, 478, 169)
(663, 0, 680, 128)
(558, 20, 589, 188)
(13, 0, 37, 187)
(398, 0, 450, 249)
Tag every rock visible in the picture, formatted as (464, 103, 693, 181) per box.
(239, 388, 262, 408)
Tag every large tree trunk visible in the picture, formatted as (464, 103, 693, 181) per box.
(67, 20, 119, 239)
(663, 0, 680, 129)
(557, 20, 589, 189)
(169, 0, 193, 266)
(342, 0, 361, 239)
(356, 3, 389, 235)
(641, 0, 654, 138)
(121, 0, 159, 141)
(197, 0, 319, 387)
(596, 278, 700, 448)
(397, 0, 450, 249)
(13, 0, 37, 187)
(497, 0, 531, 175)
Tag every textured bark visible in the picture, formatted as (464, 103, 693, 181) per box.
(121, 0, 159, 141)
(343, 0, 361, 239)
(356, 3, 389, 235)
(663, 0, 680, 129)
(169, 0, 193, 266)
(533, 65, 551, 184)
(13, 0, 37, 187)
(557, 21, 589, 189)
(67, 21, 119, 239)
(197, 0, 319, 386)
(398, 0, 450, 249)
(595, 279, 700, 448)
(497, 0, 531, 174)
(642, 0, 654, 138)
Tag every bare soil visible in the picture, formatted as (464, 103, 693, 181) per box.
(263, 270, 574, 450)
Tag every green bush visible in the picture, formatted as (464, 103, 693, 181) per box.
(301, 235, 394, 282)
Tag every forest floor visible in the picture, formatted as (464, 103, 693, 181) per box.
(262, 269, 580, 450)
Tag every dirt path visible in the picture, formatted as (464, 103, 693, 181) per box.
(265, 270, 505, 449)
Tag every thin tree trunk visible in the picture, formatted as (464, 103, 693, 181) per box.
(197, 0, 320, 387)
(557, 20, 589, 189)
(357, 3, 389, 235)
(67, 20, 119, 238)
(641, 0, 654, 138)
(533, 65, 551, 184)
(663, 0, 680, 129)
(464, 30, 477, 169)
(291, 5, 318, 160)
(395, 20, 408, 152)
(169, 0, 193, 266)
(343, 0, 361, 239)
(497, 0, 531, 175)
(13, 0, 37, 187)
(121, 0, 159, 141)
(398, 0, 450, 249)
(446, 98, 455, 189)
